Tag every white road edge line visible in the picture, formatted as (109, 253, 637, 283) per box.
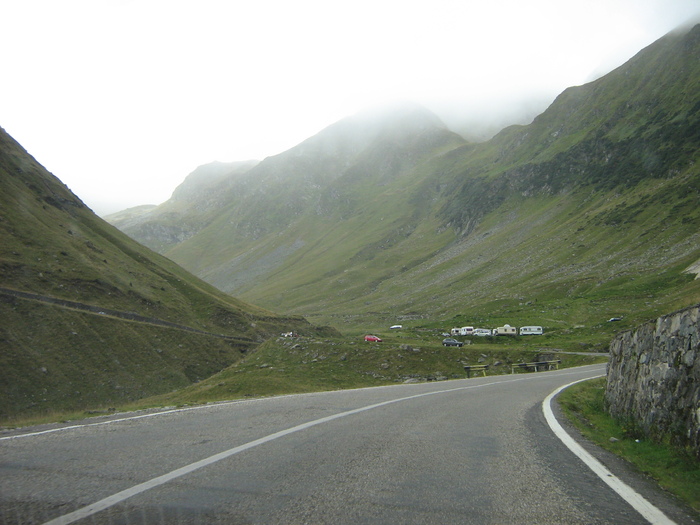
(543, 376, 677, 525)
(37, 366, 603, 524)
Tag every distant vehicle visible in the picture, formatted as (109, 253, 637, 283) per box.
(608, 317, 623, 322)
(459, 326, 474, 336)
(493, 324, 517, 336)
(364, 335, 382, 342)
(519, 326, 543, 335)
(442, 338, 463, 347)
(390, 325, 403, 329)
(450, 328, 461, 336)
(473, 328, 491, 336)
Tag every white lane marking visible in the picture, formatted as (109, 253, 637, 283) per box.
(1, 406, 211, 441)
(543, 377, 676, 525)
(41, 367, 604, 525)
(5, 364, 606, 442)
(41, 382, 489, 524)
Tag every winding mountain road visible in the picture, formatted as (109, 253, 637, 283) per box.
(1, 364, 697, 524)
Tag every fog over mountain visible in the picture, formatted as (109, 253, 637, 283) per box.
(3, 20, 700, 425)
(104, 22, 700, 334)
(3, 1, 699, 216)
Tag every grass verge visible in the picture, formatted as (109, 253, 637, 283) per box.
(558, 377, 700, 514)
(2, 336, 607, 430)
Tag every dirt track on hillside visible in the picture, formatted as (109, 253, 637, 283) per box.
(0, 287, 251, 342)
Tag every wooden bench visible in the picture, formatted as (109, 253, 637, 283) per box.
(464, 364, 489, 378)
(511, 360, 560, 374)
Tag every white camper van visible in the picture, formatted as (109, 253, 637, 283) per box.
(520, 326, 543, 335)
(451, 328, 461, 336)
(459, 326, 474, 336)
(473, 328, 491, 336)
(494, 324, 517, 336)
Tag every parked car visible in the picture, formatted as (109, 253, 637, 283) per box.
(473, 328, 491, 336)
(364, 335, 382, 342)
(442, 338, 463, 347)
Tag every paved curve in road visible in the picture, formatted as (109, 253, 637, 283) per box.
(1, 364, 697, 524)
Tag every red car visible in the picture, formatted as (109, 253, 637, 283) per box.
(364, 335, 382, 342)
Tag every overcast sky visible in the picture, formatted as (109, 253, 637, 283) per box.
(2, 0, 700, 216)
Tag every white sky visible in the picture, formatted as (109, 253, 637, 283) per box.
(2, 0, 700, 216)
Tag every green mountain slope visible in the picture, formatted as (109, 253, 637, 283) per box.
(109, 25, 700, 340)
(439, 24, 700, 232)
(106, 160, 259, 253)
(116, 103, 465, 294)
(0, 129, 330, 420)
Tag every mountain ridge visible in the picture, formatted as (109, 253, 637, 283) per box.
(437, 24, 700, 235)
(108, 103, 464, 294)
(108, 24, 700, 332)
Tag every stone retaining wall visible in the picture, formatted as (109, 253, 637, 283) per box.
(605, 303, 700, 457)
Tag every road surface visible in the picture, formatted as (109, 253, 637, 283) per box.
(1, 364, 697, 524)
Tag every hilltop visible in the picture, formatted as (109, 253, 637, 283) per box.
(107, 160, 260, 253)
(108, 25, 700, 339)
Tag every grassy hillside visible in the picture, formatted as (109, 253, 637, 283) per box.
(47, 23, 697, 423)
(0, 127, 333, 421)
(104, 26, 700, 351)
(133, 332, 609, 409)
(439, 25, 700, 232)
(105, 160, 259, 253)
(194, 26, 700, 342)
(164, 104, 466, 289)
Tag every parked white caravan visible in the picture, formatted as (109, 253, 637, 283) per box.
(451, 328, 461, 336)
(520, 326, 543, 335)
(494, 324, 517, 336)
(459, 326, 474, 336)
(473, 328, 491, 336)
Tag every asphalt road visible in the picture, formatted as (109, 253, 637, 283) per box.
(1, 364, 697, 524)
